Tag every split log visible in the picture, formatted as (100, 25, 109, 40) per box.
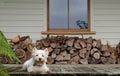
(55, 55, 63, 61)
(79, 48, 87, 58)
(50, 43, 58, 48)
(92, 40, 97, 48)
(23, 37, 32, 45)
(11, 35, 20, 43)
(71, 51, 79, 57)
(54, 49, 60, 55)
(63, 54, 71, 61)
(69, 47, 76, 54)
(87, 43, 92, 51)
(51, 52, 56, 59)
(36, 41, 43, 49)
(91, 48, 98, 55)
(102, 51, 111, 57)
(47, 56, 54, 64)
(79, 59, 88, 64)
(60, 50, 67, 57)
(74, 42, 81, 49)
(86, 37, 93, 44)
(93, 52, 100, 59)
(80, 41, 86, 48)
(41, 39, 50, 47)
(66, 39, 74, 47)
(14, 49, 25, 58)
(69, 55, 80, 64)
(25, 51, 32, 60)
(27, 44, 34, 52)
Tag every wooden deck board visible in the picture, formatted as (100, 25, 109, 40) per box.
(3, 64, 120, 76)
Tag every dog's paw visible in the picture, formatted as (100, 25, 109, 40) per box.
(46, 70, 51, 74)
(27, 67, 36, 73)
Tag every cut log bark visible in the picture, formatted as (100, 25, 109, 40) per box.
(54, 49, 60, 55)
(63, 54, 71, 61)
(91, 48, 98, 55)
(80, 41, 87, 48)
(92, 40, 97, 48)
(70, 55, 80, 64)
(14, 49, 25, 58)
(60, 50, 67, 57)
(79, 48, 87, 58)
(55, 55, 63, 61)
(79, 59, 88, 64)
(74, 42, 81, 49)
(86, 37, 93, 44)
(50, 43, 58, 48)
(11, 35, 20, 43)
(41, 38, 50, 47)
(66, 39, 74, 47)
(47, 56, 54, 64)
(51, 52, 56, 59)
(93, 52, 100, 59)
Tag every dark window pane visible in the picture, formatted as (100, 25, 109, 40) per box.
(50, 0, 68, 28)
(70, 0, 88, 29)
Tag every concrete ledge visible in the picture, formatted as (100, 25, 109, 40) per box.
(4, 64, 120, 76)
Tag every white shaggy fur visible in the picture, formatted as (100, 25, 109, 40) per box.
(23, 47, 50, 73)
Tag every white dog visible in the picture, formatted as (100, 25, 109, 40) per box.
(23, 47, 51, 74)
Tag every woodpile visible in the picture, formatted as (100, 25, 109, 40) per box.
(0, 35, 120, 64)
(0, 35, 34, 64)
(35, 36, 118, 64)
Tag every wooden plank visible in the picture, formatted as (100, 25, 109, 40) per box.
(41, 31, 96, 35)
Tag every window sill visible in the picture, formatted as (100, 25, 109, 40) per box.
(41, 31, 96, 35)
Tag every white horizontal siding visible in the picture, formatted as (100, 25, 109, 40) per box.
(3, 0, 44, 3)
(93, 0, 120, 44)
(0, 15, 44, 21)
(0, 9, 44, 15)
(0, 0, 47, 40)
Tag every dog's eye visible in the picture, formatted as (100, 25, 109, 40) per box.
(36, 55, 38, 56)
(42, 55, 44, 57)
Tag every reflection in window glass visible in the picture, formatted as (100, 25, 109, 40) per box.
(70, 0, 88, 29)
(50, 0, 68, 28)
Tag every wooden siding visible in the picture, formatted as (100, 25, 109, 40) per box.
(0, 0, 119, 44)
(0, 0, 47, 41)
(93, 0, 120, 44)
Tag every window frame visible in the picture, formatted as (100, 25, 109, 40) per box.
(41, 0, 96, 35)
(47, 0, 91, 32)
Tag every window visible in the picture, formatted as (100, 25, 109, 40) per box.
(42, 0, 95, 35)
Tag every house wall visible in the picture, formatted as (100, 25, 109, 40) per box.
(92, 0, 120, 44)
(0, 0, 47, 41)
(0, 0, 119, 44)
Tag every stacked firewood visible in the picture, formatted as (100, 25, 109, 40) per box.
(0, 35, 34, 64)
(0, 35, 119, 64)
(116, 42, 120, 63)
(36, 36, 118, 64)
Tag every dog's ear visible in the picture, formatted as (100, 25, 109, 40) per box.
(32, 47, 37, 53)
(44, 48, 49, 56)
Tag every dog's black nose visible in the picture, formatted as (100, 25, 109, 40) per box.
(39, 58, 41, 61)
